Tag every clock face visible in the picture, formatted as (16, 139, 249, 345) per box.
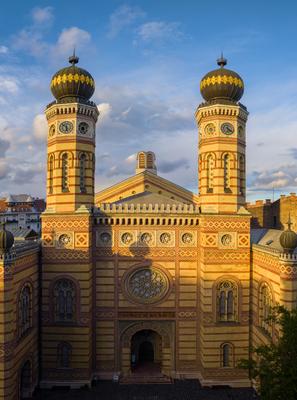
(59, 121, 73, 134)
(49, 124, 55, 137)
(221, 122, 234, 135)
(78, 122, 89, 135)
(205, 123, 216, 136)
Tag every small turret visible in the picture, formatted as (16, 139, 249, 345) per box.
(279, 215, 297, 254)
(0, 222, 14, 254)
(136, 151, 157, 175)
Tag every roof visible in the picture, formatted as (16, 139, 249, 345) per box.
(6, 194, 34, 203)
(8, 227, 38, 240)
(251, 228, 284, 252)
(112, 191, 184, 206)
(96, 170, 199, 207)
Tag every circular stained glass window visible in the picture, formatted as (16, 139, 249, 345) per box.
(126, 267, 169, 304)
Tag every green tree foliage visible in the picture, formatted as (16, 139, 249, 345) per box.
(239, 306, 297, 400)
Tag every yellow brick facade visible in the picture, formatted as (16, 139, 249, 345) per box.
(1, 58, 297, 399)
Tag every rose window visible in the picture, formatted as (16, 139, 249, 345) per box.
(126, 267, 169, 304)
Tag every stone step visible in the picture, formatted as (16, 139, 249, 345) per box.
(120, 375, 172, 385)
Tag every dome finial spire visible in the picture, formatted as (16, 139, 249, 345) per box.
(287, 213, 292, 230)
(217, 52, 227, 68)
(69, 47, 79, 65)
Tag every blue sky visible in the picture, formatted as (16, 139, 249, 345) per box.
(1, 0, 297, 202)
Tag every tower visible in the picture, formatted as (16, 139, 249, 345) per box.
(195, 56, 248, 214)
(45, 53, 99, 213)
(41, 55, 99, 388)
(196, 58, 251, 386)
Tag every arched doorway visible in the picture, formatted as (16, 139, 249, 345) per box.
(121, 321, 173, 377)
(20, 360, 32, 399)
(131, 330, 162, 375)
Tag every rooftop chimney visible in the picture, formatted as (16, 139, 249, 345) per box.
(136, 151, 157, 175)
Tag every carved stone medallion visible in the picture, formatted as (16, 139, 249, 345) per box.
(58, 233, 72, 248)
(182, 232, 193, 244)
(140, 232, 152, 244)
(221, 234, 232, 246)
(121, 232, 133, 245)
(160, 232, 171, 244)
(100, 232, 111, 244)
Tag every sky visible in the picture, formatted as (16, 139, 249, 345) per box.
(1, 0, 297, 202)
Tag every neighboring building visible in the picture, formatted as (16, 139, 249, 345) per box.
(8, 227, 38, 241)
(0, 195, 46, 235)
(1, 54, 297, 399)
(247, 193, 297, 231)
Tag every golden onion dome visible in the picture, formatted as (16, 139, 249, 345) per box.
(0, 223, 14, 254)
(279, 216, 297, 254)
(200, 56, 244, 103)
(50, 53, 95, 102)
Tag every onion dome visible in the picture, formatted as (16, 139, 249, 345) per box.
(0, 223, 14, 254)
(279, 215, 297, 254)
(200, 55, 244, 103)
(50, 52, 95, 102)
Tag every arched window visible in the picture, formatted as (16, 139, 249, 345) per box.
(239, 155, 245, 195)
(57, 342, 72, 368)
(53, 279, 76, 322)
(221, 343, 233, 367)
(206, 154, 214, 192)
(79, 153, 87, 193)
(61, 153, 69, 192)
(138, 152, 145, 169)
(48, 155, 54, 194)
(147, 152, 154, 169)
(19, 284, 32, 337)
(259, 283, 273, 334)
(217, 280, 237, 322)
(223, 154, 231, 193)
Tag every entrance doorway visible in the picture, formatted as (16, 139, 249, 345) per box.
(20, 360, 32, 399)
(131, 330, 161, 375)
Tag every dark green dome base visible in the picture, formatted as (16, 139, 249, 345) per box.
(50, 55, 95, 102)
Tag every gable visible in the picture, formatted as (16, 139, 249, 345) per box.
(95, 171, 199, 206)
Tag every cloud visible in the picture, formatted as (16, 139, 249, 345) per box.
(55, 27, 91, 56)
(158, 158, 189, 173)
(97, 102, 112, 121)
(107, 5, 145, 38)
(0, 139, 10, 157)
(0, 160, 8, 180)
(93, 79, 197, 192)
(12, 6, 54, 57)
(136, 21, 183, 43)
(0, 46, 8, 54)
(33, 114, 47, 142)
(0, 75, 19, 94)
(11, 162, 44, 185)
(13, 29, 48, 57)
(32, 6, 54, 25)
(249, 165, 297, 190)
(288, 148, 297, 160)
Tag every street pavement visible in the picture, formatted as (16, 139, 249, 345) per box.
(33, 380, 258, 400)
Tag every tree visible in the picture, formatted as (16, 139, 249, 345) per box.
(239, 306, 297, 400)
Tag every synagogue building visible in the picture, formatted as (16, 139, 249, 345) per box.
(1, 54, 297, 399)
